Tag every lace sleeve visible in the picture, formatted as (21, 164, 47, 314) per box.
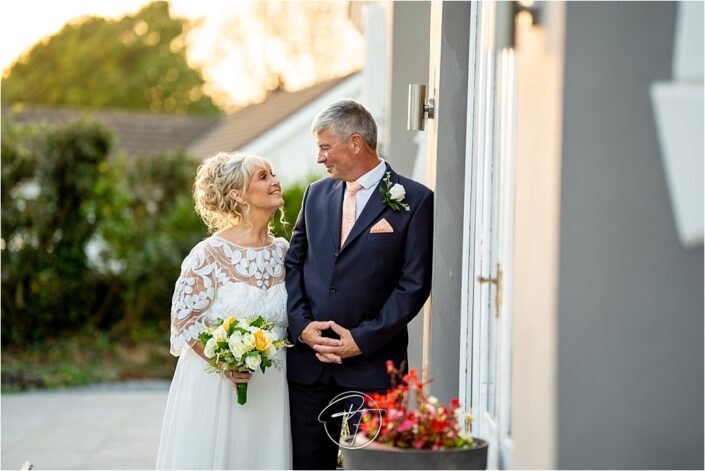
(275, 237, 289, 259)
(169, 242, 217, 356)
(276, 236, 290, 252)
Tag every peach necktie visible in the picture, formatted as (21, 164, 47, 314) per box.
(340, 181, 363, 247)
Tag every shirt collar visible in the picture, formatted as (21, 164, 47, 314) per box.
(353, 158, 386, 190)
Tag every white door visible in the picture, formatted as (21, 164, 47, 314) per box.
(458, 2, 516, 469)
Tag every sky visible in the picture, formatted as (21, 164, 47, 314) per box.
(0, 0, 248, 107)
(1, 1, 185, 70)
(0, 0, 363, 110)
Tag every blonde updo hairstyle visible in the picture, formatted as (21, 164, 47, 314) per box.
(193, 152, 282, 234)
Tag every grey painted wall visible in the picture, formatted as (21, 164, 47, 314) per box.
(385, 2, 431, 177)
(558, 2, 704, 469)
(427, 0, 471, 404)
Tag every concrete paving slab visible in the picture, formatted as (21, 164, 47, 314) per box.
(1, 381, 169, 470)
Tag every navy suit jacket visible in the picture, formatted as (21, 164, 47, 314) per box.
(285, 164, 433, 389)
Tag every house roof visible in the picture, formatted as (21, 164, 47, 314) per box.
(186, 74, 355, 159)
(1, 72, 359, 159)
(2, 105, 218, 157)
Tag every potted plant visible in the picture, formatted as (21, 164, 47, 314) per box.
(341, 362, 488, 470)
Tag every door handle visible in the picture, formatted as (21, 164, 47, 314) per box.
(478, 263, 503, 318)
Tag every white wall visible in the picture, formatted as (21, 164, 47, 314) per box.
(362, 1, 389, 156)
(650, 1, 704, 247)
(385, 1, 430, 178)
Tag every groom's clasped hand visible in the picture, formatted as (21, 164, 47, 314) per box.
(298, 320, 361, 364)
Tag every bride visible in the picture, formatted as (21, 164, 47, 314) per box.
(156, 152, 292, 469)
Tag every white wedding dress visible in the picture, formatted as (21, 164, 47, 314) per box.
(156, 236, 292, 470)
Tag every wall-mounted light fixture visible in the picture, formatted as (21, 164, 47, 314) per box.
(497, 0, 544, 49)
(407, 84, 435, 131)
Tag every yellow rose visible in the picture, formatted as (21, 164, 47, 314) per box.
(222, 317, 236, 333)
(254, 330, 272, 352)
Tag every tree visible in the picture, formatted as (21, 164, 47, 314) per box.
(208, 1, 364, 109)
(1, 1, 220, 115)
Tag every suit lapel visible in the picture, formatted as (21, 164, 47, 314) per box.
(340, 164, 397, 252)
(327, 180, 345, 250)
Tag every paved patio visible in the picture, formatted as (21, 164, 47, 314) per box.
(1, 381, 170, 470)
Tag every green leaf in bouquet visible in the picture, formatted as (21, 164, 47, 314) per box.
(217, 340, 228, 350)
(198, 331, 212, 344)
(214, 318, 225, 326)
(249, 316, 266, 328)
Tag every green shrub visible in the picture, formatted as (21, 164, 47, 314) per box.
(95, 150, 208, 335)
(271, 178, 312, 240)
(1, 117, 318, 352)
(1, 119, 115, 344)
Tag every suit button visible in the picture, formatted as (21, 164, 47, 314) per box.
(329, 284, 337, 293)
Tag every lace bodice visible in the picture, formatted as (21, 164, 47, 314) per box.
(170, 236, 289, 356)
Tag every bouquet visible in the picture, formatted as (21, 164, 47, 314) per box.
(198, 315, 291, 405)
(358, 361, 474, 450)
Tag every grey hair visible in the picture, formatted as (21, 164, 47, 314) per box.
(311, 99, 377, 151)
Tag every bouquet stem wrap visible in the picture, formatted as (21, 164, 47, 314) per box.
(236, 383, 248, 405)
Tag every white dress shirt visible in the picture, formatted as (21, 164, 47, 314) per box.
(347, 158, 387, 219)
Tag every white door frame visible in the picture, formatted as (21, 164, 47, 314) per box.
(459, 2, 517, 469)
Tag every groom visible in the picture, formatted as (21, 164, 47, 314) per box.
(286, 99, 433, 469)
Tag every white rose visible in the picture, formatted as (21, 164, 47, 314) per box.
(389, 183, 406, 202)
(266, 344, 277, 359)
(213, 325, 228, 341)
(203, 338, 217, 358)
(228, 333, 246, 360)
(241, 333, 256, 350)
(245, 354, 261, 370)
(236, 319, 249, 329)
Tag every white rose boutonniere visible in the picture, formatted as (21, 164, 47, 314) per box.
(379, 172, 410, 211)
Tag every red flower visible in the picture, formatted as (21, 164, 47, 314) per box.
(360, 361, 474, 450)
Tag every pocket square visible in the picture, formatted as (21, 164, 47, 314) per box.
(370, 218, 394, 234)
